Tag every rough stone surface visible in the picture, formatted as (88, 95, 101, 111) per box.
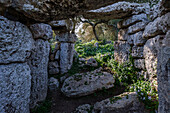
(157, 31, 170, 113)
(56, 33, 77, 43)
(131, 31, 146, 46)
(48, 77, 59, 91)
(0, 0, 122, 22)
(30, 23, 53, 40)
(27, 39, 50, 108)
(86, 58, 98, 67)
(118, 13, 148, 29)
(0, 16, 34, 64)
(132, 46, 144, 58)
(85, 2, 150, 20)
(127, 20, 149, 34)
(73, 104, 92, 113)
(114, 41, 131, 63)
(118, 29, 128, 41)
(0, 63, 31, 113)
(60, 43, 75, 74)
(61, 68, 115, 97)
(134, 59, 145, 70)
(93, 92, 149, 113)
(144, 35, 163, 80)
(143, 12, 170, 39)
(49, 61, 60, 75)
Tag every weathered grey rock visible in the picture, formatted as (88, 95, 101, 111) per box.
(27, 39, 50, 108)
(0, 16, 34, 64)
(30, 23, 53, 40)
(114, 41, 131, 63)
(86, 58, 98, 67)
(131, 31, 146, 46)
(49, 61, 60, 75)
(55, 51, 60, 60)
(144, 35, 163, 80)
(73, 104, 92, 113)
(157, 31, 170, 113)
(60, 43, 75, 74)
(132, 46, 144, 58)
(93, 92, 149, 113)
(61, 68, 115, 97)
(127, 21, 149, 34)
(118, 13, 148, 29)
(0, 63, 31, 113)
(56, 33, 77, 43)
(48, 77, 59, 91)
(118, 29, 128, 41)
(84, 2, 150, 20)
(0, 0, 122, 22)
(48, 20, 66, 28)
(134, 59, 145, 70)
(143, 12, 170, 39)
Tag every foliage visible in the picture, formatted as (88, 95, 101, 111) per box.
(75, 40, 114, 58)
(107, 59, 139, 86)
(31, 100, 52, 113)
(129, 80, 158, 113)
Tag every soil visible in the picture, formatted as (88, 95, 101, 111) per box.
(49, 86, 126, 113)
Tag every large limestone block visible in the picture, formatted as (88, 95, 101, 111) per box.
(93, 92, 149, 113)
(0, 0, 122, 22)
(132, 46, 144, 58)
(27, 39, 50, 108)
(144, 35, 163, 80)
(85, 2, 150, 20)
(56, 33, 77, 43)
(0, 16, 34, 64)
(157, 31, 170, 113)
(30, 23, 53, 40)
(114, 41, 131, 63)
(60, 43, 75, 74)
(118, 13, 148, 29)
(130, 31, 146, 46)
(127, 20, 149, 34)
(0, 63, 31, 113)
(143, 12, 170, 39)
(61, 68, 115, 97)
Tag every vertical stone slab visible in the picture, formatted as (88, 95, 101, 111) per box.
(27, 39, 50, 108)
(60, 43, 75, 74)
(114, 41, 131, 63)
(0, 63, 31, 113)
(157, 31, 170, 113)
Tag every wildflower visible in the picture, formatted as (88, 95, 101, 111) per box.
(143, 97, 145, 100)
(148, 96, 152, 100)
(138, 89, 140, 92)
(141, 93, 144, 95)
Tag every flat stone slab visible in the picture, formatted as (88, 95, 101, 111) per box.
(61, 68, 115, 97)
(93, 92, 149, 113)
(84, 2, 150, 20)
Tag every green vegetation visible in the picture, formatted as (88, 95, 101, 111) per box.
(129, 80, 158, 113)
(31, 99, 52, 113)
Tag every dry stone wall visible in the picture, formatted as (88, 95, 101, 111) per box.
(114, 2, 170, 113)
(49, 20, 77, 75)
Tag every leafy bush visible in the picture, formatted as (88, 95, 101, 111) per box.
(129, 80, 158, 113)
(107, 59, 138, 86)
(75, 40, 114, 58)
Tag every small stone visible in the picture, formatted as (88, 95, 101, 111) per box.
(48, 77, 59, 91)
(86, 58, 98, 67)
(49, 61, 60, 75)
(73, 104, 92, 113)
(132, 46, 144, 58)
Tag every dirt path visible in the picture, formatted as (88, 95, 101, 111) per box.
(49, 86, 125, 113)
